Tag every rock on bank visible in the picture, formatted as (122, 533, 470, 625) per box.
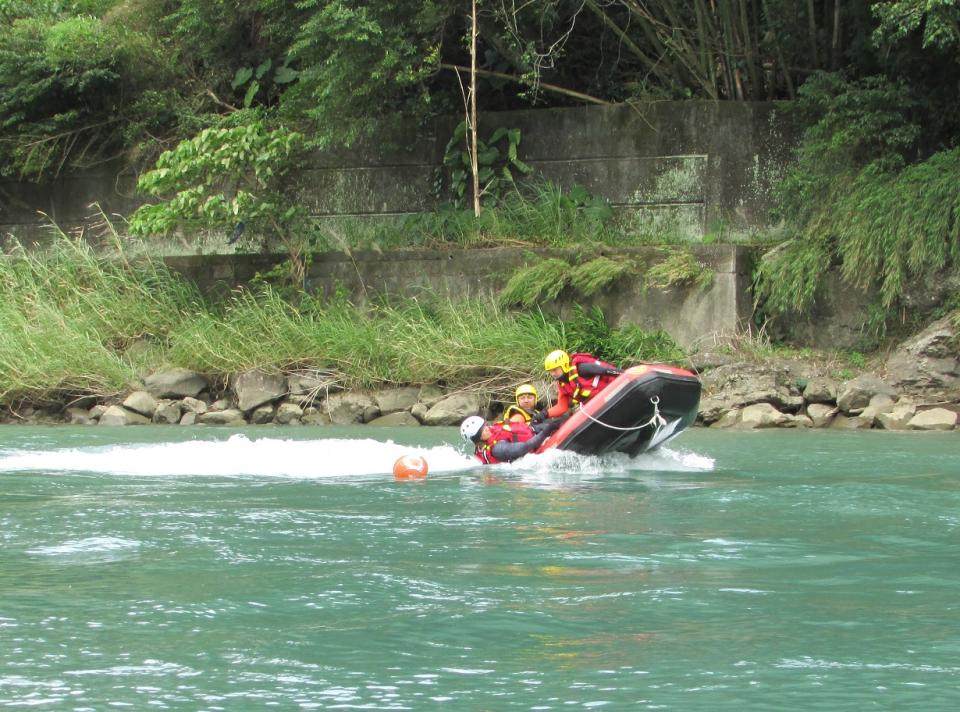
(2, 318, 957, 432)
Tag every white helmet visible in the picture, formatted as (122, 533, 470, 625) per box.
(460, 416, 486, 443)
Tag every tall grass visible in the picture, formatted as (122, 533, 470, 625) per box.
(0, 233, 201, 403)
(1, 232, 689, 408)
(168, 290, 566, 393)
(644, 250, 713, 291)
(499, 255, 642, 307)
(834, 149, 960, 309)
(318, 180, 621, 251)
(499, 258, 572, 307)
(756, 146, 960, 332)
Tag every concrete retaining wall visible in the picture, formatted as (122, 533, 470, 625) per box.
(163, 244, 755, 349)
(2, 102, 785, 347)
(1, 102, 794, 245)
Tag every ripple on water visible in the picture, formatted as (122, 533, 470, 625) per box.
(26, 536, 141, 564)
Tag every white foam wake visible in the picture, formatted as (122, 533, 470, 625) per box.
(0, 434, 475, 479)
(0, 434, 712, 483)
(511, 445, 712, 474)
(484, 444, 715, 488)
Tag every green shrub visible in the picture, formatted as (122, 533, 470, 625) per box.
(569, 256, 638, 296)
(0, 12, 173, 179)
(563, 305, 686, 367)
(645, 250, 713, 291)
(752, 234, 832, 317)
(757, 147, 960, 332)
(755, 73, 960, 336)
(498, 258, 571, 307)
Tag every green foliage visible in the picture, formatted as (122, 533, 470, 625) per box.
(499, 253, 643, 308)
(439, 122, 531, 205)
(230, 58, 301, 109)
(500, 249, 712, 308)
(645, 250, 714, 291)
(835, 148, 960, 307)
(482, 181, 614, 246)
(0, 232, 200, 403)
(130, 117, 314, 289)
(774, 73, 922, 226)
(387, 180, 616, 250)
(163, 0, 303, 95)
(281, 0, 449, 148)
(753, 236, 833, 317)
(3, 0, 960, 184)
(130, 119, 305, 236)
(562, 306, 686, 367)
(873, 0, 960, 51)
(757, 146, 960, 329)
(847, 351, 866, 368)
(134, 121, 301, 214)
(833, 368, 855, 382)
(569, 257, 636, 296)
(498, 258, 571, 307)
(0, 8, 175, 179)
(757, 72, 960, 334)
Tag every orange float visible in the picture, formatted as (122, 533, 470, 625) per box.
(393, 454, 428, 480)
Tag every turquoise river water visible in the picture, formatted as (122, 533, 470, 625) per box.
(0, 426, 958, 710)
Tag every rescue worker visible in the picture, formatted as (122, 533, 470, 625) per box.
(502, 383, 540, 424)
(542, 349, 623, 418)
(460, 415, 563, 464)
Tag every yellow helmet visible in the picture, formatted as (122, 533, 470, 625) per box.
(514, 383, 538, 402)
(544, 349, 571, 372)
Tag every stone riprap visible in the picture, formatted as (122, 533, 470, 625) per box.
(2, 318, 956, 431)
(695, 316, 958, 431)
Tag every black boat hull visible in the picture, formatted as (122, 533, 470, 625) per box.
(536, 365, 701, 456)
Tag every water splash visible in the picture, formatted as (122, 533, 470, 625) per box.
(0, 433, 711, 482)
(512, 445, 713, 476)
(485, 443, 714, 488)
(0, 434, 474, 479)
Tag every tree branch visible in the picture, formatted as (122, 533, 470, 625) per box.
(205, 89, 240, 113)
(439, 63, 611, 105)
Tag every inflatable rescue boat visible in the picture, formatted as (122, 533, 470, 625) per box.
(536, 364, 701, 456)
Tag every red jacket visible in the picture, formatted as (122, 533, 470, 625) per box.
(475, 421, 535, 464)
(546, 353, 620, 417)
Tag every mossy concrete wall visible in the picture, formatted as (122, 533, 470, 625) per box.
(164, 244, 755, 349)
(1, 102, 793, 245)
(3, 102, 783, 348)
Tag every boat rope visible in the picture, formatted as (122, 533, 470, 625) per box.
(578, 396, 666, 432)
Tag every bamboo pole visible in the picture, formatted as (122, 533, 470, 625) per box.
(739, 0, 761, 99)
(831, 0, 840, 70)
(470, 0, 480, 218)
(583, 0, 680, 92)
(806, 0, 819, 67)
(622, 0, 716, 99)
(760, 0, 795, 98)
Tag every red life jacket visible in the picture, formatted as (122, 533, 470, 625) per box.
(557, 352, 619, 406)
(475, 421, 535, 464)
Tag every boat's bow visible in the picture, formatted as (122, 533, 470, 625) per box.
(536, 364, 701, 456)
